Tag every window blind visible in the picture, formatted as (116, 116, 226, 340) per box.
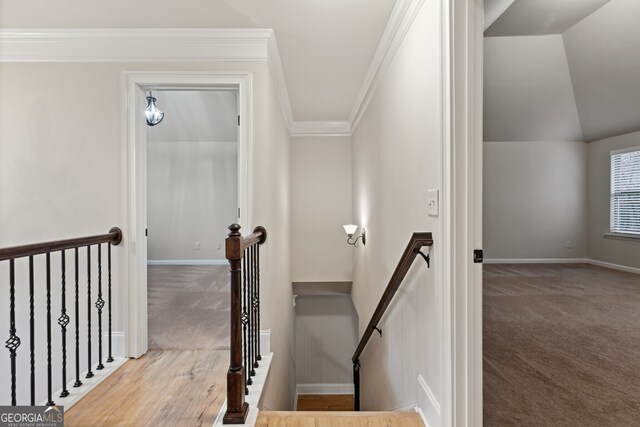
(611, 148, 640, 235)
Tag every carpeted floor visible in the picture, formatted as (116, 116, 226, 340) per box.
(484, 263, 640, 426)
(148, 265, 230, 350)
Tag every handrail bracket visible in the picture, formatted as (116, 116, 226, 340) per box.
(414, 248, 431, 268)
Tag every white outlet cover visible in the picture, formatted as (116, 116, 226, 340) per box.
(428, 189, 439, 216)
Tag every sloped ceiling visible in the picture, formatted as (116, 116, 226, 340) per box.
(0, 0, 396, 122)
(484, 0, 640, 142)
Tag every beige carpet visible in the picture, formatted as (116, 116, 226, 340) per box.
(148, 265, 230, 350)
(484, 264, 640, 426)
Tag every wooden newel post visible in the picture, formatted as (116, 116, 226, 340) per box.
(223, 224, 249, 424)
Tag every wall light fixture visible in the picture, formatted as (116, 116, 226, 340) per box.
(343, 224, 366, 247)
(145, 91, 165, 126)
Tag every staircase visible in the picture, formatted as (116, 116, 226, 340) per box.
(256, 411, 424, 427)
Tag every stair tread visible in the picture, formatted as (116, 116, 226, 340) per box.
(257, 411, 424, 427)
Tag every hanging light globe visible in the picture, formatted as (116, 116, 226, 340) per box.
(145, 91, 164, 126)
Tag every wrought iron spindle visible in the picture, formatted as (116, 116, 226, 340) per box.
(46, 254, 55, 406)
(6, 259, 20, 406)
(107, 243, 113, 363)
(96, 244, 104, 370)
(29, 256, 35, 405)
(73, 248, 82, 387)
(59, 251, 70, 398)
(86, 246, 93, 379)
(249, 245, 256, 377)
(256, 245, 261, 361)
(242, 249, 250, 391)
(252, 245, 259, 370)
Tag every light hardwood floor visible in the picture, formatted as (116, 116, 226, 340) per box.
(296, 394, 354, 411)
(256, 411, 424, 427)
(65, 350, 228, 427)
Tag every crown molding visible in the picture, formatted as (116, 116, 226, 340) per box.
(290, 121, 352, 137)
(0, 28, 273, 62)
(349, 0, 425, 131)
(266, 32, 294, 131)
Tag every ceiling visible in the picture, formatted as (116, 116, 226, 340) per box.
(485, 0, 613, 37)
(0, 0, 396, 123)
(484, 0, 640, 142)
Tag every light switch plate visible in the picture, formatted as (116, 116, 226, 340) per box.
(428, 189, 439, 216)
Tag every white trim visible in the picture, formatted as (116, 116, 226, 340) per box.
(42, 358, 127, 411)
(125, 71, 252, 358)
(603, 232, 640, 242)
(147, 259, 228, 266)
(290, 121, 352, 137)
(265, 33, 294, 131)
(214, 353, 274, 427)
(484, 258, 589, 264)
(387, 401, 417, 412)
(610, 145, 640, 156)
(349, 0, 426, 130)
(0, 28, 272, 63)
(484, 258, 640, 275)
(415, 407, 431, 427)
(294, 384, 355, 411)
(587, 259, 640, 275)
(417, 374, 441, 415)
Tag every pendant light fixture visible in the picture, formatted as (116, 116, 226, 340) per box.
(145, 91, 164, 126)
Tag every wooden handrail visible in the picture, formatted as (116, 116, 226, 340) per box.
(351, 231, 433, 410)
(0, 227, 123, 262)
(223, 223, 267, 424)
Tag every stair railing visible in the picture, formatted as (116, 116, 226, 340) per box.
(223, 223, 267, 424)
(351, 232, 434, 410)
(0, 227, 123, 406)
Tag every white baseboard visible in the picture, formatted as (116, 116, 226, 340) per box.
(108, 331, 126, 358)
(387, 401, 417, 412)
(416, 375, 440, 427)
(588, 259, 640, 275)
(294, 383, 355, 410)
(484, 258, 589, 264)
(484, 258, 640, 274)
(147, 259, 228, 266)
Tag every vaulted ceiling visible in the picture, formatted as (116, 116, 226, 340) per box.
(484, 0, 640, 142)
(0, 0, 396, 123)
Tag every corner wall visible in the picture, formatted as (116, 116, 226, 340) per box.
(351, 2, 444, 425)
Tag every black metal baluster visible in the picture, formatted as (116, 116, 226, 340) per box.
(107, 243, 113, 363)
(73, 248, 82, 388)
(59, 251, 70, 398)
(46, 253, 55, 406)
(6, 260, 21, 405)
(242, 249, 250, 391)
(29, 256, 35, 405)
(96, 244, 104, 370)
(253, 246, 259, 369)
(256, 245, 261, 361)
(250, 245, 256, 376)
(86, 246, 93, 379)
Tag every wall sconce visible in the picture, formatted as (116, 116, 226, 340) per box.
(343, 224, 366, 247)
(145, 91, 165, 126)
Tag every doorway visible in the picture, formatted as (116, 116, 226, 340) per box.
(145, 89, 238, 351)
(125, 72, 252, 358)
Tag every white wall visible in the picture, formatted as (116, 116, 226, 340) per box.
(483, 141, 588, 260)
(0, 61, 295, 409)
(294, 296, 358, 387)
(587, 131, 640, 269)
(484, 35, 583, 142)
(291, 136, 353, 282)
(351, 2, 444, 425)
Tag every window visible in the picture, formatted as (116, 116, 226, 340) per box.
(611, 147, 640, 235)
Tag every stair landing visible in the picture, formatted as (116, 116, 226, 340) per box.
(256, 411, 424, 427)
(296, 394, 354, 411)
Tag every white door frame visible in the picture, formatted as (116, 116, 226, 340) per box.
(124, 71, 253, 358)
(443, 0, 483, 425)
